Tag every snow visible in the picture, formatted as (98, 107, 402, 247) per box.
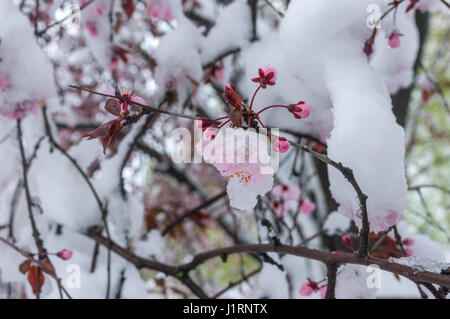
(200, 0, 251, 65)
(390, 256, 450, 274)
(335, 264, 378, 299)
(323, 211, 351, 235)
(0, 0, 56, 120)
(279, 0, 407, 232)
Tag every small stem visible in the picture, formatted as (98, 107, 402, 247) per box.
(257, 104, 288, 115)
(218, 119, 231, 129)
(249, 85, 262, 110)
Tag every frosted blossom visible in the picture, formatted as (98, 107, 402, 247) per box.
(0, 0, 56, 120)
(196, 128, 274, 211)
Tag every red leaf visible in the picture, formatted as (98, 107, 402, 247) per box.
(121, 0, 136, 19)
(27, 265, 45, 295)
(40, 259, 56, 276)
(19, 260, 31, 274)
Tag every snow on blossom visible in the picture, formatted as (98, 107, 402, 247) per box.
(196, 128, 275, 211)
(279, 0, 407, 233)
(335, 264, 377, 299)
(0, 0, 56, 120)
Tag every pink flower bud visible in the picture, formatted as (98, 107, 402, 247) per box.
(341, 235, 355, 252)
(272, 137, 290, 153)
(288, 101, 311, 119)
(388, 32, 403, 49)
(406, 249, 414, 256)
(56, 249, 73, 260)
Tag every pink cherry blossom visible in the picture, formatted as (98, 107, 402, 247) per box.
(196, 128, 274, 211)
(56, 249, 73, 260)
(299, 198, 316, 216)
(251, 65, 277, 88)
(288, 101, 312, 119)
(299, 279, 319, 296)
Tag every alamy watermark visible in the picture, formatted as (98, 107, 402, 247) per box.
(169, 125, 281, 175)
